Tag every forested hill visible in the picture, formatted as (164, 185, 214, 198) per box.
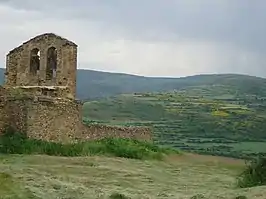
(0, 68, 266, 100)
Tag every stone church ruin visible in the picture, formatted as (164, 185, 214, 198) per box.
(0, 33, 152, 143)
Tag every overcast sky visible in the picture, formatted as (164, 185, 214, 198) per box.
(0, 0, 265, 77)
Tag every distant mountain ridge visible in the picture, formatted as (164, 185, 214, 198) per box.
(0, 68, 265, 100)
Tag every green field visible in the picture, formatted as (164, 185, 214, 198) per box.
(83, 84, 266, 159)
(0, 132, 265, 198)
(1, 154, 265, 199)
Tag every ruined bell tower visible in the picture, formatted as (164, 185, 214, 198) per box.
(5, 33, 77, 99)
(0, 32, 152, 143)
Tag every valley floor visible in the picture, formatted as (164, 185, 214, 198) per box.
(0, 154, 265, 199)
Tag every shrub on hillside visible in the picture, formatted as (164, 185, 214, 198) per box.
(190, 194, 206, 199)
(109, 193, 131, 199)
(235, 196, 248, 199)
(0, 128, 178, 160)
(237, 156, 266, 188)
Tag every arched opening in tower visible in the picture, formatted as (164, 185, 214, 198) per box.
(46, 47, 57, 80)
(30, 48, 40, 75)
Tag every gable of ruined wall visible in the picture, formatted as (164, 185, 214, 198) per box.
(5, 33, 77, 98)
(5, 49, 22, 86)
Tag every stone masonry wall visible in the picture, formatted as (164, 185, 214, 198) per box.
(0, 87, 9, 133)
(79, 124, 152, 142)
(8, 86, 73, 99)
(26, 97, 152, 143)
(0, 88, 29, 134)
(5, 33, 77, 99)
(0, 93, 152, 143)
(26, 97, 85, 142)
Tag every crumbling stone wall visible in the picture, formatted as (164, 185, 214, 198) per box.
(0, 32, 153, 143)
(26, 97, 84, 142)
(5, 33, 77, 99)
(0, 91, 152, 143)
(0, 87, 29, 134)
(0, 87, 9, 133)
(26, 97, 152, 143)
(79, 124, 152, 142)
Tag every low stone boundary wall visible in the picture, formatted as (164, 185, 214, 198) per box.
(79, 124, 152, 142)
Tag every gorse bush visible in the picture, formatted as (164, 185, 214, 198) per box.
(237, 156, 266, 188)
(0, 129, 178, 160)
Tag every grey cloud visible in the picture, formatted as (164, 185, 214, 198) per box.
(1, 0, 266, 77)
(3, 0, 266, 53)
(86, 1, 266, 53)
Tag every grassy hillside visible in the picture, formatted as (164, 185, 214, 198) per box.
(2, 132, 263, 198)
(1, 154, 265, 199)
(1, 68, 266, 100)
(0, 131, 265, 198)
(83, 84, 266, 159)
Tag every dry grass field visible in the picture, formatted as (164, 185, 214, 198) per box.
(0, 153, 265, 199)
